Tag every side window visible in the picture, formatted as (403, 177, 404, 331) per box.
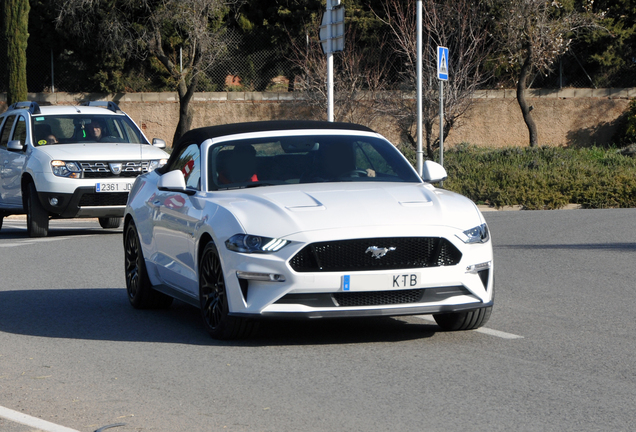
(13, 116, 27, 144)
(120, 119, 144, 144)
(171, 143, 201, 190)
(0, 115, 17, 149)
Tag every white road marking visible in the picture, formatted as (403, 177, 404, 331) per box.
(413, 315, 524, 339)
(0, 405, 81, 432)
(0, 234, 98, 248)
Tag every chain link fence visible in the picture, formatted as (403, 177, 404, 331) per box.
(2, 31, 635, 94)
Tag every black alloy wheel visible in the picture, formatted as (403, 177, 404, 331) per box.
(199, 242, 256, 339)
(124, 221, 173, 309)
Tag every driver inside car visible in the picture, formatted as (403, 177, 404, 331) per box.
(303, 143, 375, 182)
(86, 119, 106, 141)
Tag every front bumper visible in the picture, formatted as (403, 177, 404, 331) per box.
(220, 226, 495, 319)
(37, 186, 127, 218)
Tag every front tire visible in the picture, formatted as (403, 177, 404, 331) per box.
(124, 221, 173, 309)
(199, 242, 257, 339)
(433, 306, 492, 331)
(99, 217, 122, 229)
(26, 182, 49, 237)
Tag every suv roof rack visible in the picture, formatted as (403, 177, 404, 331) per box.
(8, 101, 41, 115)
(81, 101, 122, 113)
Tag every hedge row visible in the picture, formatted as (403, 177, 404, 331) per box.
(427, 146, 636, 209)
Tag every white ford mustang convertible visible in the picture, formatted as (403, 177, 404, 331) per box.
(123, 121, 494, 339)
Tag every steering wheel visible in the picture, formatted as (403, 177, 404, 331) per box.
(341, 169, 369, 178)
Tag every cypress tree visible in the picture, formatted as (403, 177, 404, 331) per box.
(3, 0, 30, 105)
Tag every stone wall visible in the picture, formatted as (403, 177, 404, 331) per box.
(1, 89, 634, 148)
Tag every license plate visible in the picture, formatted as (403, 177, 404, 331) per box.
(342, 273, 421, 292)
(96, 182, 133, 193)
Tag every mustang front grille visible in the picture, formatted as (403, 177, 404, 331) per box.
(80, 161, 151, 179)
(289, 237, 462, 272)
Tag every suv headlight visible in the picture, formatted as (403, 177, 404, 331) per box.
(148, 159, 168, 172)
(51, 160, 81, 178)
(226, 234, 290, 253)
(456, 223, 490, 244)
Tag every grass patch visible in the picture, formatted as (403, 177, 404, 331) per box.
(408, 145, 636, 209)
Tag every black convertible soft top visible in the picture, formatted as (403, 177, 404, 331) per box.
(163, 120, 376, 172)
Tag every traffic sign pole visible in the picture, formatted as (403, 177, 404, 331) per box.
(439, 80, 444, 169)
(437, 46, 448, 174)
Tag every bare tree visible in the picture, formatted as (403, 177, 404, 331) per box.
(56, 0, 239, 144)
(375, 0, 492, 159)
(286, 22, 393, 127)
(489, 0, 600, 147)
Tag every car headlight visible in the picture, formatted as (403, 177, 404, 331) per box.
(148, 159, 168, 172)
(225, 234, 290, 253)
(51, 160, 81, 178)
(456, 223, 490, 244)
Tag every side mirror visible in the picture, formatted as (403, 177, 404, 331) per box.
(7, 140, 25, 152)
(157, 169, 196, 196)
(421, 160, 448, 183)
(152, 138, 166, 149)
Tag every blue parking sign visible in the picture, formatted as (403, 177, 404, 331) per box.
(437, 46, 449, 81)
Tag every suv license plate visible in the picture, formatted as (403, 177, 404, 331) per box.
(96, 182, 133, 193)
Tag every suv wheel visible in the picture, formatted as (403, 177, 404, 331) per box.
(26, 182, 49, 237)
(99, 217, 122, 229)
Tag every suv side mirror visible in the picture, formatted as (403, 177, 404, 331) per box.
(7, 140, 25, 152)
(152, 138, 166, 149)
(421, 160, 448, 183)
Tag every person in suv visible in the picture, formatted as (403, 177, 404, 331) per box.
(0, 101, 169, 237)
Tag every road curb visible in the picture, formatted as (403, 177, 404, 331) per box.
(477, 204, 583, 212)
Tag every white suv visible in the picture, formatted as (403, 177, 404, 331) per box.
(0, 101, 169, 237)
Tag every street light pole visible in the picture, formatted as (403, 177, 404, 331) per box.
(327, 0, 334, 122)
(416, 0, 423, 176)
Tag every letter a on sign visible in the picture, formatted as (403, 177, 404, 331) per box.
(437, 46, 449, 81)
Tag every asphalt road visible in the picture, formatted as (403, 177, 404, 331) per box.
(0, 210, 635, 432)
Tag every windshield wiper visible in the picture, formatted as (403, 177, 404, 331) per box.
(243, 181, 277, 189)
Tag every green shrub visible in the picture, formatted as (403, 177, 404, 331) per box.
(613, 99, 636, 146)
(405, 145, 636, 209)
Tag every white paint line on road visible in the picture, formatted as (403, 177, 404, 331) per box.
(0, 234, 98, 248)
(0, 405, 81, 432)
(413, 315, 524, 339)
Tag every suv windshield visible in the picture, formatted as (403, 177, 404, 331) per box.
(209, 134, 421, 190)
(31, 115, 148, 145)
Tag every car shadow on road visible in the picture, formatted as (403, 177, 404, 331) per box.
(0, 288, 438, 346)
(0, 226, 122, 239)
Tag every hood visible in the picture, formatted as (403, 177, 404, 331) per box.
(34, 143, 168, 161)
(214, 182, 482, 238)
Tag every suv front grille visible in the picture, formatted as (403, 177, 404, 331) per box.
(80, 161, 151, 179)
(289, 237, 462, 273)
(79, 192, 128, 206)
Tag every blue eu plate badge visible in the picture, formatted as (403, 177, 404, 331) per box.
(343, 275, 350, 291)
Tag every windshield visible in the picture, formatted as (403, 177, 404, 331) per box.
(31, 114, 148, 145)
(209, 134, 421, 190)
